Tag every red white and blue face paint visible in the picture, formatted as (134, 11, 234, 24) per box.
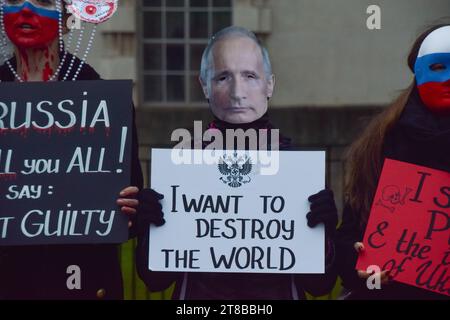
(3, 0, 59, 49)
(414, 26, 450, 114)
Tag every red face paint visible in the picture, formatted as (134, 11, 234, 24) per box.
(4, 6, 58, 49)
(17, 49, 30, 80)
(42, 61, 53, 81)
(418, 79, 450, 114)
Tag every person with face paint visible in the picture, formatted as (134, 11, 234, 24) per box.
(0, 0, 144, 299)
(135, 26, 338, 300)
(335, 24, 450, 300)
(1, 0, 65, 81)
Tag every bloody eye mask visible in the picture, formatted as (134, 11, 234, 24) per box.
(67, 0, 117, 24)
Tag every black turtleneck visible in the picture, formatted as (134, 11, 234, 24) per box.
(205, 112, 292, 150)
(385, 86, 450, 173)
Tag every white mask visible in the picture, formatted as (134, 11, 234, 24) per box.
(415, 26, 450, 114)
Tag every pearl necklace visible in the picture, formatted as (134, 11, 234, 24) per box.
(0, 0, 96, 83)
(62, 23, 97, 81)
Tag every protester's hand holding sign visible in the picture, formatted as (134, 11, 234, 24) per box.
(136, 188, 165, 234)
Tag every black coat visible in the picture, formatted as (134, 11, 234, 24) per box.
(0, 54, 143, 299)
(335, 88, 450, 300)
(136, 114, 337, 299)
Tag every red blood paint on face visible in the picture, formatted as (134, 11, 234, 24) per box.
(42, 61, 53, 81)
(4, 8, 58, 49)
(18, 49, 29, 69)
(417, 79, 450, 114)
(18, 49, 30, 79)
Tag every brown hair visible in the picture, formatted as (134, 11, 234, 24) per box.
(344, 23, 450, 226)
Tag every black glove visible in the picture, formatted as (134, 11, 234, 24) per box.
(137, 188, 165, 236)
(306, 189, 338, 237)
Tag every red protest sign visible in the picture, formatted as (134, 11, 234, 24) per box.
(356, 158, 449, 297)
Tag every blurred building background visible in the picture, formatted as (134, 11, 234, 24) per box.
(1, 0, 449, 299)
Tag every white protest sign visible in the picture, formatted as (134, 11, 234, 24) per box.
(149, 149, 325, 274)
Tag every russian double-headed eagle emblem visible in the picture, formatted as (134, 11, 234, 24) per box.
(218, 152, 252, 188)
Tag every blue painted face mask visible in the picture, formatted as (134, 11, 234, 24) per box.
(415, 53, 450, 86)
